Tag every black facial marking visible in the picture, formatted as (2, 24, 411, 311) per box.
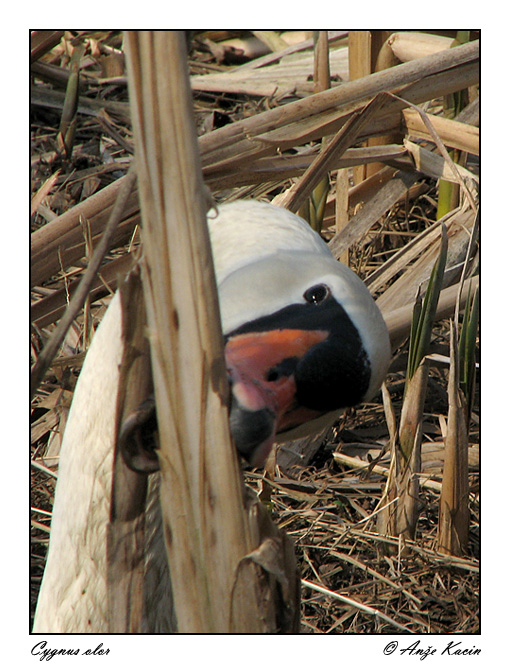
(295, 334, 370, 410)
(227, 297, 372, 412)
(227, 296, 340, 337)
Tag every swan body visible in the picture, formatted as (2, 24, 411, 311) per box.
(33, 200, 390, 632)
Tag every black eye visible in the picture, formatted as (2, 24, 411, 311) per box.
(304, 284, 330, 305)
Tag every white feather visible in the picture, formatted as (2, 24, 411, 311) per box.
(209, 200, 331, 285)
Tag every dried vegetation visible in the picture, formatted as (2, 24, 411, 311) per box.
(30, 30, 479, 634)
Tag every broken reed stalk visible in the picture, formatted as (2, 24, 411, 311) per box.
(107, 266, 153, 633)
(437, 321, 470, 556)
(438, 280, 478, 556)
(124, 30, 298, 634)
(377, 226, 448, 544)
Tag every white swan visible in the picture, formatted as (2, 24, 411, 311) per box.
(33, 200, 390, 632)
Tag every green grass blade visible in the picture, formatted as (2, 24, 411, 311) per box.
(407, 224, 448, 379)
(459, 285, 479, 416)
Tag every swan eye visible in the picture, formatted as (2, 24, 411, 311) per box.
(304, 284, 330, 305)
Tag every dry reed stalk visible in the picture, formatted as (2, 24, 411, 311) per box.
(348, 31, 385, 179)
(384, 32, 455, 63)
(302, 579, 414, 633)
(349, 31, 396, 180)
(377, 227, 448, 544)
(404, 139, 478, 186)
(107, 266, 153, 632)
(313, 31, 331, 94)
(387, 360, 429, 538)
(207, 144, 409, 191)
(30, 84, 132, 123)
(437, 321, 470, 556)
(124, 30, 298, 633)
(348, 31, 372, 83)
(439, 263, 479, 557)
(403, 109, 479, 155)
(124, 30, 248, 632)
(332, 451, 443, 493)
(30, 30, 65, 62)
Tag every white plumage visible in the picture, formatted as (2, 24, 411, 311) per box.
(33, 200, 390, 633)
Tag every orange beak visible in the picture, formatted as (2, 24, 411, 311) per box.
(225, 328, 328, 467)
